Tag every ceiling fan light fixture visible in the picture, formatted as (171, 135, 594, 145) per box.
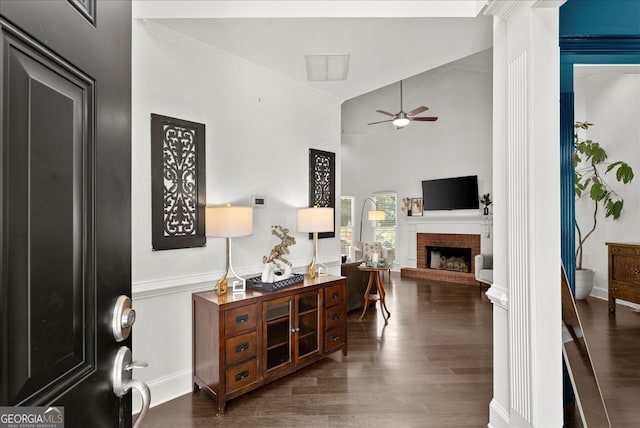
(368, 80, 438, 127)
(392, 116, 410, 127)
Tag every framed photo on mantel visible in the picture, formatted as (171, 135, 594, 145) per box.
(411, 198, 423, 216)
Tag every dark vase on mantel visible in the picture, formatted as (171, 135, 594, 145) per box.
(407, 209, 412, 216)
(483, 206, 489, 215)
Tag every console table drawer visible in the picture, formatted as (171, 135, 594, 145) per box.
(225, 358, 257, 394)
(325, 303, 345, 330)
(324, 283, 345, 308)
(225, 304, 258, 337)
(611, 256, 640, 284)
(225, 331, 257, 365)
(609, 281, 640, 303)
(610, 245, 640, 257)
(325, 325, 346, 353)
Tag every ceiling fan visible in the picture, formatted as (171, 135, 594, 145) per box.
(367, 80, 438, 129)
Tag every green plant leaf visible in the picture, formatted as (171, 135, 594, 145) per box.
(589, 143, 607, 164)
(574, 121, 593, 130)
(616, 163, 634, 184)
(605, 161, 621, 173)
(606, 199, 624, 219)
(589, 180, 605, 201)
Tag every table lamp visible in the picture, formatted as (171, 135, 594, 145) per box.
(297, 206, 334, 278)
(206, 204, 253, 295)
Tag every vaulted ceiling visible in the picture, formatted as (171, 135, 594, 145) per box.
(133, 1, 493, 102)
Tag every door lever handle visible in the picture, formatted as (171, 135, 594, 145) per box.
(126, 361, 149, 371)
(112, 346, 151, 428)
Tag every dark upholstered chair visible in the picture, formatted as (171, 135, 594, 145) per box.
(341, 261, 376, 312)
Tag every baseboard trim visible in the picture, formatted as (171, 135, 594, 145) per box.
(133, 367, 193, 413)
(488, 398, 510, 428)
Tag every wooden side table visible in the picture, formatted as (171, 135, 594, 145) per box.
(357, 265, 391, 324)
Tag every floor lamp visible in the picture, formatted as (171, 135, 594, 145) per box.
(206, 204, 253, 295)
(359, 197, 385, 241)
(298, 206, 334, 279)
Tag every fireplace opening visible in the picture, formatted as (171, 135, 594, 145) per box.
(426, 246, 472, 273)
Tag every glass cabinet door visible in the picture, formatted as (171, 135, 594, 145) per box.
(265, 299, 292, 371)
(297, 292, 320, 359)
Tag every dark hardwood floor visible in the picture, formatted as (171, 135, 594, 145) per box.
(573, 297, 640, 427)
(140, 275, 640, 427)
(142, 274, 493, 427)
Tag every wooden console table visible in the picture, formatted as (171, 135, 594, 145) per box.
(606, 242, 640, 313)
(192, 274, 347, 415)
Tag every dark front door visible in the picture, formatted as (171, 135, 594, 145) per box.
(1, 1, 132, 427)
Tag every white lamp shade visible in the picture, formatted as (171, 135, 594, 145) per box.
(297, 207, 334, 233)
(205, 206, 253, 237)
(367, 210, 385, 221)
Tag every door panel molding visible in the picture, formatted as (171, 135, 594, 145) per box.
(1, 21, 96, 406)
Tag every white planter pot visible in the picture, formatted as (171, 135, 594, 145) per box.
(574, 268, 595, 300)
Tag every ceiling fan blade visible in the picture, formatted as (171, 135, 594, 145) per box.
(375, 110, 396, 117)
(407, 106, 428, 116)
(367, 119, 395, 125)
(411, 117, 438, 122)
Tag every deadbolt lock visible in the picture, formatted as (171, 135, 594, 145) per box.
(112, 295, 136, 342)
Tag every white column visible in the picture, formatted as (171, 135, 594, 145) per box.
(486, 10, 511, 428)
(485, 1, 563, 427)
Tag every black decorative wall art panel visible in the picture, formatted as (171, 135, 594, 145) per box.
(309, 149, 335, 239)
(151, 114, 206, 250)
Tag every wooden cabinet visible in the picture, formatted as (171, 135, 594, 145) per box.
(192, 275, 347, 415)
(607, 242, 640, 313)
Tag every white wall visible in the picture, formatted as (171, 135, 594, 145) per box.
(341, 49, 493, 266)
(131, 19, 341, 408)
(574, 70, 640, 299)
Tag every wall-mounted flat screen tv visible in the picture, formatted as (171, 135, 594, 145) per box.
(421, 175, 480, 211)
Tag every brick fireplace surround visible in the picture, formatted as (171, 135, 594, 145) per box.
(401, 233, 481, 285)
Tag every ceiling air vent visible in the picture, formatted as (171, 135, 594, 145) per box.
(305, 54, 350, 81)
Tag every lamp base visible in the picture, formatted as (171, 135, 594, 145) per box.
(216, 274, 228, 296)
(306, 257, 328, 279)
(306, 258, 317, 279)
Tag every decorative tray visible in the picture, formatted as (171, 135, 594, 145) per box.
(246, 274, 305, 292)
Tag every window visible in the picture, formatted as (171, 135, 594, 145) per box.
(373, 193, 396, 247)
(340, 196, 354, 257)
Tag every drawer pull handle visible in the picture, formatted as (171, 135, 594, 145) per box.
(331, 335, 340, 342)
(235, 343, 249, 353)
(331, 292, 340, 299)
(235, 314, 249, 324)
(635, 268, 640, 274)
(332, 313, 340, 320)
(235, 370, 249, 382)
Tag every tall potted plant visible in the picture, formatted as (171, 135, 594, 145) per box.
(574, 121, 634, 298)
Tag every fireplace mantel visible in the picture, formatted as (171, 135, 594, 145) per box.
(404, 212, 490, 225)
